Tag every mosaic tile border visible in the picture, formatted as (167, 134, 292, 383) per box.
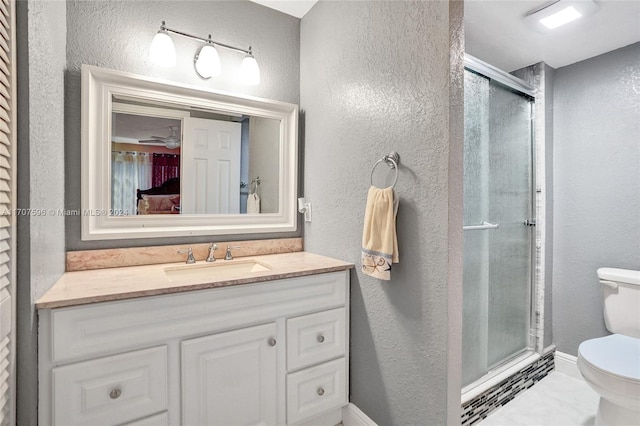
(461, 351, 555, 426)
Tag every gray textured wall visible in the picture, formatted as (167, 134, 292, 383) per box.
(65, 0, 300, 250)
(301, 1, 463, 424)
(16, 1, 67, 424)
(553, 42, 640, 355)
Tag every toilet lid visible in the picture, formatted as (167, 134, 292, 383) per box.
(579, 334, 640, 380)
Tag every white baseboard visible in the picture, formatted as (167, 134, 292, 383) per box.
(342, 403, 377, 426)
(555, 351, 583, 380)
(293, 408, 342, 426)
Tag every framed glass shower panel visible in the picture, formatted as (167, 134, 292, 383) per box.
(462, 69, 534, 386)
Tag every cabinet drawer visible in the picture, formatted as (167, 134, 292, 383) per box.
(287, 307, 346, 371)
(286, 358, 347, 424)
(52, 346, 168, 426)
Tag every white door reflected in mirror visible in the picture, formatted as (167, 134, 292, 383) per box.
(182, 117, 242, 214)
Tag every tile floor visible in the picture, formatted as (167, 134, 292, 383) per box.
(478, 371, 600, 426)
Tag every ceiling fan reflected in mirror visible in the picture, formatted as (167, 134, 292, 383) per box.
(139, 126, 181, 149)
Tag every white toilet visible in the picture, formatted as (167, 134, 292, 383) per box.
(577, 267, 640, 426)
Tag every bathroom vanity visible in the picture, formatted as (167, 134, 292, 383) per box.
(37, 252, 353, 426)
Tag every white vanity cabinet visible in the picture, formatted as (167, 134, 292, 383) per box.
(38, 271, 350, 426)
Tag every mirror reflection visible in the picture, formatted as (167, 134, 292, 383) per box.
(110, 96, 280, 217)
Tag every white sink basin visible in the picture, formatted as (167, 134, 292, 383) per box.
(164, 260, 272, 282)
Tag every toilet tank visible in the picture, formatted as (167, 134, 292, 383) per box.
(597, 268, 640, 338)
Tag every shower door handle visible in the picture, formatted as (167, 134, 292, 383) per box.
(463, 221, 499, 231)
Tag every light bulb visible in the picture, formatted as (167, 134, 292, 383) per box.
(194, 44, 222, 79)
(239, 53, 260, 86)
(149, 30, 176, 67)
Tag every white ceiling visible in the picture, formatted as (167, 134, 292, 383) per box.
(112, 107, 249, 147)
(465, 0, 640, 71)
(113, 113, 181, 145)
(252, 0, 639, 72)
(250, 0, 317, 18)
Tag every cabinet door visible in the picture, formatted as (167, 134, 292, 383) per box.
(182, 323, 279, 426)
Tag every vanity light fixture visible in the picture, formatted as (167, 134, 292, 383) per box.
(239, 50, 261, 86)
(524, 0, 599, 33)
(149, 26, 176, 67)
(194, 40, 222, 79)
(149, 21, 260, 85)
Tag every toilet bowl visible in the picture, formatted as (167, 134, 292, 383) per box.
(577, 268, 640, 426)
(578, 334, 640, 425)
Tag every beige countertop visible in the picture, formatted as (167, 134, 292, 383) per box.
(36, 252, 354, 309)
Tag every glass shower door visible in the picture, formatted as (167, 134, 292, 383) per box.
(462, 69, 534, 387)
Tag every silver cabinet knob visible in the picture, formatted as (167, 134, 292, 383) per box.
(317, 335, 325, 343)
(109, 388, 122, 400)
(268, 338, 277, 346)
(317, 387, 325, 396)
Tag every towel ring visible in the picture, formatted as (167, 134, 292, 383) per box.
(370, 152, 399, 188)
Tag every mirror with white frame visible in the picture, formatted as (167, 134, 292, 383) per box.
(82, 65, 298, 240)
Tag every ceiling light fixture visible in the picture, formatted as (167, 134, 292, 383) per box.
(149, 21, 260, 86)
(539, 6, 582, 29)
(524, 0, 599, 33)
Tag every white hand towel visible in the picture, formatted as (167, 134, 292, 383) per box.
(361, 186, 399, 280)
(247, 193, 261, 214)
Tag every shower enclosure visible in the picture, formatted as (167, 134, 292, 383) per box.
(462, 55, 536, 388)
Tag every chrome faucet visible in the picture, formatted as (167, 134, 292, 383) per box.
(206, 243, 218, 262)
(225, 245, 241, 261)
(177, 248, 196, 264)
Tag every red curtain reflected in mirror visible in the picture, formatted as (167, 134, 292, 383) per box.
(152, 153, 180, 187)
